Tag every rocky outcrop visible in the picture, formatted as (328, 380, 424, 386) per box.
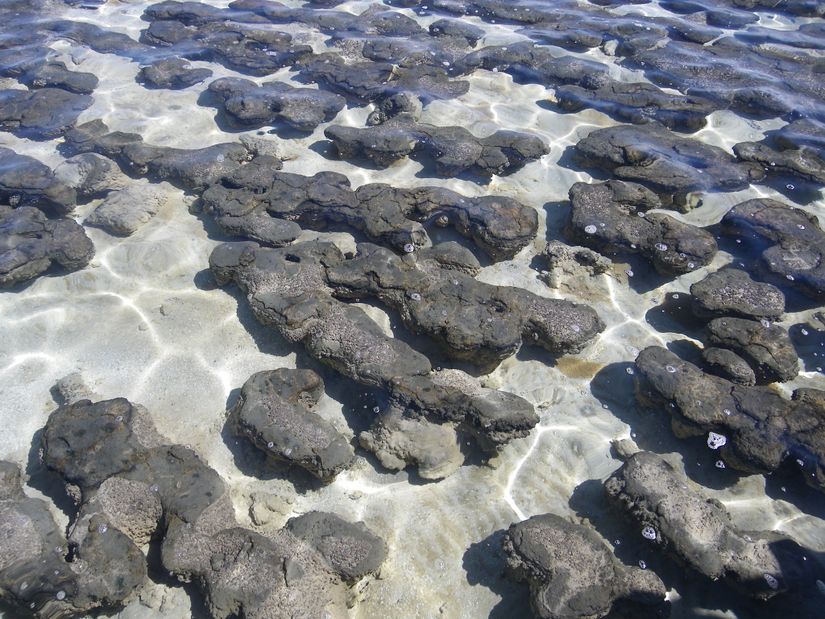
(503, 513, 668, 619)
(574, 124, 764, 207)
(701, 347, 757, 386)
(200, 155, 538, 260)
(207, 77, 346, 131)
(324, 113, 549, 178)
(721, 199, 825, 301)
(605, 451, 818, 598)
(229, 369, 354, 481)
(39, 396, 386, 618)
(209, 240, 540, 472)
(327, 242, 604, 369)
(690, 268, 785, 320)
(564, 180, 717, 274)
(0, 205, 94, 287)
(634, 346, 825, 493)
(137, 57, 213, 89)
(706, 317, 799, 384)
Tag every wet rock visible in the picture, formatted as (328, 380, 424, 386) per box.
(208, 77, 345, 131)
(554, 81, 716, 132)
(0, 87, 92, 140)
(209, 240, 539, 467)
(54, 153, 130, 200)
(706, 317, 799, 384)
(138, 57, 213, 89)
(634, 346, 825, 493)
(41, 395, 387, 618)
(720, 198, 825, 300)
(574, 124, 764, 207)
(85, 182, 169, 236)
(0, 460, 146, 618)
(774, 118, 825, 154)
(325, 113, 549, 178)
(0, 45, 98, 94)
(201, 155, 538, 260)
(366, 92, 423, 126)
(358, 408, 462, 480)
(701, 347, 757, 386)
(64, 120, 251, 192)
(326, 242, 604, 369)
(429, 18, 485, 45)
(0, 147, 77, 213)
(503, 513, 667, 619)
(733, 141, 825, 184)
(0, 205, 94, 287)
(229, 368, 354, 481)
(564, 180, 717, 274)
(605, 451, 816, 598)
(539, 240, 611, 289)
(690, 268, 785, 320)
(286, 511, 388, 584)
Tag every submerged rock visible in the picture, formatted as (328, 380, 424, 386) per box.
(706, 317, 799, 384)
(564, 180, 717, 274)
(605, 451, 817, 598)
(325, 113, 549, 178)
(138, 57, 213, 89)
(0, 147, 77, 213)
(634, 346, 825, 493)
(690, 268, 785, 320)
(229, 369, 354, 481)
(207, 77, 346, 131)
(54, 153, 130, 201)
(539, 240, 611, 289)
(85, 182, 168, 236)
(503, 513, 667, 619)
(721, 198, 825, 300)
(40, 396, 386, 618)
(0, 87, 92, 140)
(574, 124, 764, 207)
(0, 205, 94, 287)
(327, 242, 604, 369)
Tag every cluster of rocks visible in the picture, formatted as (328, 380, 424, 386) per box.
(0, 388, 387, 618)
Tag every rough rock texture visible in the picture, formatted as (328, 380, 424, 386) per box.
(0, 45, 98, 94)
(209, 240, 539, 471)
(326, 242, 604, 369)
(325, 113, 549, 178)
(574, 124, 764, 207)
(63, 120, 251, 192)
(634, 346, 825, 493)
(539, 240, 611, 289)
(605, 451, 817, 598)
(229, 369, 354, 481)
(358, 408, 462, 480)
(721, 199, 825, 300)
(0, 87, 92, 140)
(733, 140, 825, 184)
(690, 268, 785, 320)
(138, 57, 213, 89)
(564, 180, 717, 274)
(503, 513, 668, 619)
(85, 182, 168, 236)
(0, 460, 146, 618)
(701, 347, 757, 386)
(207, 77, 346, 131)
(0, 147, 77, 213)
(200, 155, 538, 260)
(554, 81, 716, 132)
(0, 205, 94, 287)
(54, 153, 130, 201)
(706, 317, 799, 384)
(41, 396, 386, 618)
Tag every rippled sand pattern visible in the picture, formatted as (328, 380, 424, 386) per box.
(1, 0, 824, 617)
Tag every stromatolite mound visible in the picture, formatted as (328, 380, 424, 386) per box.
(324, 113, 549, 178)
(574, 124, 764, 207)
(720, 198, 825, 300)
(0, 205, 94, 287)
(209, 240, 540, 473)
(229, 369, 354, 481)
(605, 451, 819, 598)
(690, 268, 785, 320)
(706, 317, 799, 384)
(0, 147, 77, 213)
(207, 77, 346, 131)
(733, 118, 825, 185)
(40, 396, 386, 618)
(137, 57, 213, 89)
(503, 513, 668, 619)
(0, 87, 93, 140)
(634, 346, 825, 493)
(701, 347, 757, 386)
(539, 240, 611, 289)
(200, 155, 538, 260)
(0, 460, 146, 618)
(564, 180, 717, 274)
